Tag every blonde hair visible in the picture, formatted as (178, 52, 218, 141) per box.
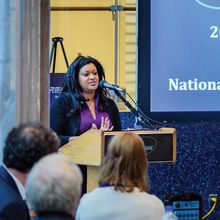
(98, 132, 148, 192)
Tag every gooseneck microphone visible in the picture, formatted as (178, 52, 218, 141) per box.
(99, 80, 125, 92)
(99, 81, 158, 129)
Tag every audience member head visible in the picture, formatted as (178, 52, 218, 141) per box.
(3, 122, 60, 173)
(26, 153, 82, 216)
(61, 55, 106, 96)
(98, 132, 148, 192)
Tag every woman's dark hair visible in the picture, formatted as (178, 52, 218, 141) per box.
(61, 56, 108, 113)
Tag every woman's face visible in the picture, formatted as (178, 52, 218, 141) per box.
(78, 63, 99, 94)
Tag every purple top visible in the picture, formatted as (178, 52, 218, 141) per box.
(79, 94, 113, 135)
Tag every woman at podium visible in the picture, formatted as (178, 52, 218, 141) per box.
(76, 132, 165, 220)
(50, 55, 122, 147)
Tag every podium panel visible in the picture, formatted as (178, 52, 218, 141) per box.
(104, 128, 176, 163)
(59, 130, 104, 166)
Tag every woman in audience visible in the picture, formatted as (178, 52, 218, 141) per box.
(76, 132, 165, 220)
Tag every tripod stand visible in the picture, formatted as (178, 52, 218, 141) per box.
(50, 37, 69, 73)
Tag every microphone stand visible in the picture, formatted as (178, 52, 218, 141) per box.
(114, 90, 156, 129)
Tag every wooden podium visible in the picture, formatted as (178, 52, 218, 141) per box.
(59, 128, 176, 192)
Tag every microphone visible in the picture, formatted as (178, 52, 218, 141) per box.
(99, 80, 125, 92)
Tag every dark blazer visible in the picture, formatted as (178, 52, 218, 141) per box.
(50, 93, 122, 194)
(50, 93, 122, 146)
(34, 213, 74, 220)
(0, 166, 31, 220)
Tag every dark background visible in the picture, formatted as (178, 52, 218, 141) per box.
(121, 112, 220, 220)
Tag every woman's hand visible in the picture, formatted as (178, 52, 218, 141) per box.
(69, 136, 76, 142)
(99, 116, 114, 131)
(91, 117, 114, 131)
